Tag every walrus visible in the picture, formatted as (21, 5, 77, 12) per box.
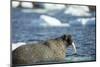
(12, 34, 77, 65)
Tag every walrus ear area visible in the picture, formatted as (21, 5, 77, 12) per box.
(62, 35, 72, 45)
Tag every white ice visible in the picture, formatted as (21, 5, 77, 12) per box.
(43, 4, 66, 10)
(12, 42, 26, 51)
(12, 1, 20, 8)
(77, 17, 95, 25)
(64, 5, 91, 16)
(40, 15, 70, 27)
(21, 2, 33, 8)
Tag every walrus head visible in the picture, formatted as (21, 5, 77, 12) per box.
(61, 34, 77, 54)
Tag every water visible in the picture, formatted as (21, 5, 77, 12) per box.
(11, 8, 96, 63)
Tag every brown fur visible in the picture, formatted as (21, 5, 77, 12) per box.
(12, 34, 72, 65)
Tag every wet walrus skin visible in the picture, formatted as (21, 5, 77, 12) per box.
(12, 34, 76, 65)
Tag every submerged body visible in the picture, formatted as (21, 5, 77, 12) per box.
(12, 35, 76, 65)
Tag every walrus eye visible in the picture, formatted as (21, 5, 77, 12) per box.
(62, 34, 66, 40)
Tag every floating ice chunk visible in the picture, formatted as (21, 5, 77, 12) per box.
(64, 5, 91, 16)
(43, 4, 66, 10)
(12, 1, 20, 8)
(21, 2, 34, 8)
(40, 15, 70, 27)
(12, 42, 26, 51)
(77, 17, 95, 25)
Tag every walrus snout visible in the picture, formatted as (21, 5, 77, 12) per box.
(61, 34, 72, 46)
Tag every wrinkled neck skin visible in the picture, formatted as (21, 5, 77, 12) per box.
(49, 38, 69, 51)
(48, 38, 67, 49)
(45, 39, 67, 60)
